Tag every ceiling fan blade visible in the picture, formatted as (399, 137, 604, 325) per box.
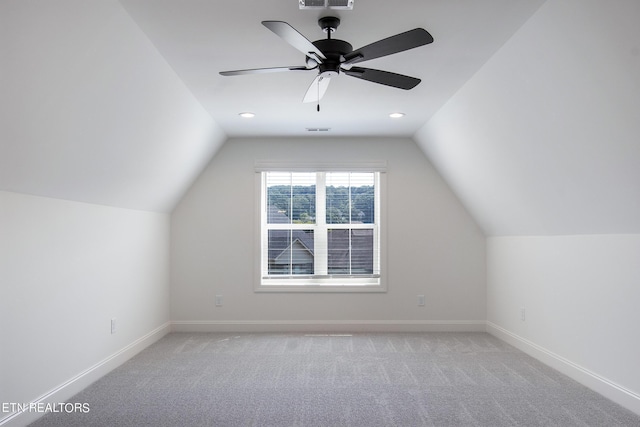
(303, 74, 331, 103)
(262, 21, 326, 62)
(343, 67, 421, 90)
(220, 66, 310, 76)
(343, 28, 433, 65)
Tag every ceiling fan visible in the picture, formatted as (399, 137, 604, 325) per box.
(220, 16, 434, 105)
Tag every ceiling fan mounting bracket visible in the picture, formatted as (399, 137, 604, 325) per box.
(318, 16, 340, 34)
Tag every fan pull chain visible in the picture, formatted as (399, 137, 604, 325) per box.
(317, 77, 321, 112)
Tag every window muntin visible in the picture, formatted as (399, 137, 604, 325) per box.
(266, 172, 316, 224)
(260, 171, 381, 290)
(326, 172, 375, 225)
(267, 229, 315, 275)
(327, 229, 374, 275)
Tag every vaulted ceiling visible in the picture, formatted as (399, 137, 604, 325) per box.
(118, 0, 545, 137)
(2, 0, 639, 235)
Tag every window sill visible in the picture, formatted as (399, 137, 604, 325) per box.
(255, 278, 386, 293)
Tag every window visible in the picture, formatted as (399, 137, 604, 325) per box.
(255, 166, 385, 292)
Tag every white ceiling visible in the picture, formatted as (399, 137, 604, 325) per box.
(0, 0, 546, 213)
(3, 0, 638, 234)
(119, 0, 546, 137)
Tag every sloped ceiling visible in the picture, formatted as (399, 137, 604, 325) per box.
(5, 0, 637, 237)
(0, 0, 550, 214)
(0, 0, 225, 213)
(415, 0, 640, 236)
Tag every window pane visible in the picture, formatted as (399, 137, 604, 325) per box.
(351, 229, 374, 274)
(327, 229, 349, 274)
(268, 229, 314, 275)
(326, 172, 374, 224)
(291, 175, 316, 224)
(267, 172, 315, 224)
(326, 173, 350, 224)
(350, 173, 375, 225)
(327, 229, 373, 275)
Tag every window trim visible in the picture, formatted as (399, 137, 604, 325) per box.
(254, 161, 387, 293)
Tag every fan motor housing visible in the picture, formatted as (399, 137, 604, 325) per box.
(312, 39, 353, 55)
(312, 39, 352, 76)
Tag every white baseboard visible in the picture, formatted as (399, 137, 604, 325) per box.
(0, 322, 171, 427)
(171, 320, 487, 333)
(486, 321, 640, 416)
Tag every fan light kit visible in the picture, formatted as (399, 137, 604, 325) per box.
(220, 16, 434, 109)
(299, 0, 354, 10)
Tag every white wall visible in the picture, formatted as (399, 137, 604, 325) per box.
(0, 191, 170, 425)
(487, 235, 640, 413)
(170, 137, 485, 330)
(413, 0, 640, 415)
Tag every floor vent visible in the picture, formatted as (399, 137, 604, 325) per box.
(304, 334, 354, 337)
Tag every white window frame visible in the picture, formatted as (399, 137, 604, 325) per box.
(254, 161, 387, 293)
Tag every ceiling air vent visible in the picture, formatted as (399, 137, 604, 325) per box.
(306, 128, 331, 132)
(299, 0, 354, 10)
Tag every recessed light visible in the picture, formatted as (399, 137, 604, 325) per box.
(389, 112, 405, 118)
(239, 112, 255, 118)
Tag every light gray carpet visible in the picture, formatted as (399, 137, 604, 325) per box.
(30, 332, 640, 426)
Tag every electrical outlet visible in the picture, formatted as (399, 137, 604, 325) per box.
(215, 295, 223, 307)
(111, 318, 117, 334)
(418, 295, 425, 306)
